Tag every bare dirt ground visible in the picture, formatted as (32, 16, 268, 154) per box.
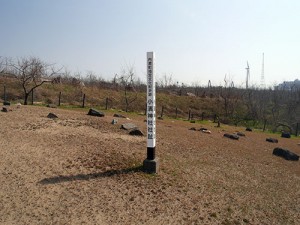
(0, 105, 299, 225)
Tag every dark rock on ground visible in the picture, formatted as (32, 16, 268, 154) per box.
(199, 128, 207, 131)
(129, 128, 144, 136)
(273, 147, 299, 161)
(3, 101, 10, 106)
(47, 113, 58, 119)
(236, 132, 246, 137)
(281, 132, 291, 138)
(113, 114, 126, 118)
(121, 123, 137, 130)
(246, 127, 252, 132)
(158, 117, 164, 120)
(1, 107, 8, 112)
(266, 138, 278, 143)
(87, 108, 105, 117)
(224, 133, 239, 140)
(189, 127, 197, 131)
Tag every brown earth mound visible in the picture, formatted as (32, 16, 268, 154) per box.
(0, 106, 299, 224)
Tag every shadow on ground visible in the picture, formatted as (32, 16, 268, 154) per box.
(38, 165, 144, 185)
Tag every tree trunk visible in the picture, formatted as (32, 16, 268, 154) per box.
(24, 92, 30, 105)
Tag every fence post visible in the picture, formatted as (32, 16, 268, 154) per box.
(175, 107, 178, 119)
(263, 119, 267, 132)
(213, 114, 217, 123)
(31, 89, 34, 105)
(82, 94, 86, 108)
(188, 110, 191, 120)
(105, 97, 109, 110)
(3, 85, 6, 102)
(58, 91, 61, 106)
(160, 106, 164, 118)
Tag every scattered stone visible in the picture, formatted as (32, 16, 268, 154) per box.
(189, 127, 197, 131)
(245, 127, 252, 132)
(266, 138, 278, 143)
(224, 133, 239, 140)
(113, 113, 126, 118)
(199, 128, 207, 131)
(202, 130, 211, 134)
(281, 132, 291, 138)
(46, 104, 57, 108)
(1, 107, 8, 112)
(121, 123, 137, 130)
(16, 103, 22, 108)
(129, 128, 144, 136)
(87, 108, 105, 117)
(3, 101, 10, 106)
(236, 132, 246, 137)
(111, 119, 118, 125)
(47, 113, 58, 119)
(273, 147, 299, 161)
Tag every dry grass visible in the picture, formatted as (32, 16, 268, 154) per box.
(0, 105, 299, 224)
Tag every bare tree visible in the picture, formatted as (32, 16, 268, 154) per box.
(0, 57, 4, 73)
(158, 73, 174, 88)
(119, 65, 137, 112)
(8, 57, 62, 105)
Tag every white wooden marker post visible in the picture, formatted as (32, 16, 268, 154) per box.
(143, 52, 159, 173)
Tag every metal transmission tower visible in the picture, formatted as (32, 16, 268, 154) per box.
(245, 61, 250, 89)
(260, 53, 265, 89)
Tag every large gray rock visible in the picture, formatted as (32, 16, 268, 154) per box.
(266, 138, 278, 143)
(47, 113, 58, 119)
(87, 108, 105, 117)
(273, 147, 299, 161)
(121, 123, 137, 130)
(113, 113, 126, 118)
(236, 132, 245, 137)
(281, 132, 291, 138)
(129, 128, 144, 136)
(224, 133, 239, 140)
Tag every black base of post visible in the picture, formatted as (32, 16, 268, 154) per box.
(143, 147, 159, 173)
(143, 158, 159, 174)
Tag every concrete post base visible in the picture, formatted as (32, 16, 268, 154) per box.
(143, 158, 159, 174)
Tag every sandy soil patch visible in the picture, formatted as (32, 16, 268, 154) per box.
(0, 105, 299, 224)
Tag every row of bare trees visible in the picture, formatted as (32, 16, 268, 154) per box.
(1, 56, 299, 133)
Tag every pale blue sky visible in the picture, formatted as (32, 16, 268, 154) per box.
(1, 0, 299, 87)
